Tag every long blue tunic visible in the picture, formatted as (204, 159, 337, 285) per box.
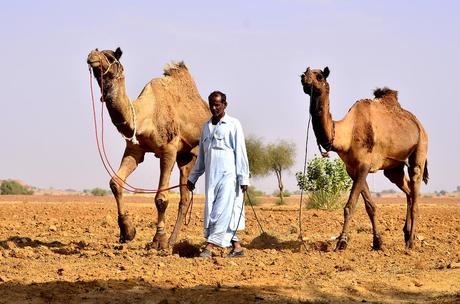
(188, 114, 250, 247)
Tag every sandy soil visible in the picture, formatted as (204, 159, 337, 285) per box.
(0, 195, 459, 304)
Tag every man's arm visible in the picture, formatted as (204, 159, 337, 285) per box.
(187, 126, 207, 190)
(234, 120, 250, 191)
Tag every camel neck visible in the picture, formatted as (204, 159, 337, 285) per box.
(102, 77, 135, 137)
(310, 93, 335, 152)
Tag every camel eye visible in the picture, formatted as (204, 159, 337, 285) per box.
(316, 74, 323, 81)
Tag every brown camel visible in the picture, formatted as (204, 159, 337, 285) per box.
(87, 47, 210, 248)
(300, 67, 428, 250)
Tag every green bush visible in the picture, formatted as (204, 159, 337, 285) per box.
(90, 188, 109, 196)
(0, 180, 34, 195)
(296, 156, 352, 210)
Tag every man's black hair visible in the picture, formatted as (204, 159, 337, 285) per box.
(208, 90, 227, 104)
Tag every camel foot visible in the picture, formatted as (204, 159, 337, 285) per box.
(335, 236, 348, 251)
(118, 214, 136, 243)
(405, 239, 415, 250)
(372, 234, 383, 251)
(167, 236, 176, 249)
(149, 232, 169, 250)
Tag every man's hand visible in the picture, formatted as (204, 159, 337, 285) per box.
(241, 185, 248, 193)
(187, 180, 195, 191)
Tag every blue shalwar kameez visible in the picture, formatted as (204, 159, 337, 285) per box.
(188, 114, 250, 248)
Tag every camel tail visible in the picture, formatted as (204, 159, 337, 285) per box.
(423, 160, 429, 184)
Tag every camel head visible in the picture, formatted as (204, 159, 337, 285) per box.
(300, 67, 330, 96)
(87, 47, 124, 79)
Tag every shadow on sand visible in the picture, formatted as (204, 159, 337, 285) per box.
(0, 236, 90, 255)
(0, 278, 458, 304)
(170, 234, 336, 258)
(0, 236, 66, 249)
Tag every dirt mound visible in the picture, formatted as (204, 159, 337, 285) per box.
(172, 240, 201, 258)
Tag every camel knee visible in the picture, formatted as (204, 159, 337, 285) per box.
(155, 198, 169, 213)
(109, 178, 122, 196)
(410, 166, 422, 183)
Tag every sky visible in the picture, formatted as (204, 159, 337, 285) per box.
(1, 0, 459, 194)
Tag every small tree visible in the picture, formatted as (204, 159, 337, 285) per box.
(245, 136, 270, 177)
(266, 140, 296, 204)
(0, 180, 34, 195)
(296, 156, 352, 210)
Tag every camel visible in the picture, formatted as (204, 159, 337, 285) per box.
(87, 47, 210, 249)
(300, 67, 428, 250)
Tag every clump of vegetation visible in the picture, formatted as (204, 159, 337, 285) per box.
(245, 186, 264, 206)
(272, 190, 291, 197)
(296, 156, 352, 210)
(272, 190, 291, 205)
(90, 187, 109, 196)
(0, 180, 34, 195)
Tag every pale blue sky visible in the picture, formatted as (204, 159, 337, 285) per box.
(1, 1, 459, 193)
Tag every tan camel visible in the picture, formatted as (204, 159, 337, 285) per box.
(300, 67, 428, 250)
(87, 47, 210, 248)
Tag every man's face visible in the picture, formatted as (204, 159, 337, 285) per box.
(209, 95, 227, 118)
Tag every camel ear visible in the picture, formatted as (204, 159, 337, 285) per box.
(323, 67, 330, 79)
(114, 47, 123, 60)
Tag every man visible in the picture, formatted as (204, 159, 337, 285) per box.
(187, 91, 250, 258)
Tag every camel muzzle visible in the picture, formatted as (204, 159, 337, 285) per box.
(87, 58, 101, 68)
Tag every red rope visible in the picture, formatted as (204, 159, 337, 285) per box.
(88, 69, 186, 194)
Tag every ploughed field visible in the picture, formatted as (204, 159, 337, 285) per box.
(0, 195, 459, 303)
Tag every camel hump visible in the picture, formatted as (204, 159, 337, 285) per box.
(374, 87, 398, 99)
(373, 87, 400, 106)
(163, 61, 189, 77)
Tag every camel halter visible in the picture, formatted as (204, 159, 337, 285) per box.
(94, 52, 139, 145)
(308, 79, 335, 157)
(98, 52, 124, 78)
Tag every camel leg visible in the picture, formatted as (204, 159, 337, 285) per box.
(109, 146, 145, 243)
(168, 152, 196, 247)
(406, 153, 426, 249)
(336, 165, 369, 251)
(383, 166, 412, 246)
(151, 143, 178, 250)
(361, 181, 382, 250)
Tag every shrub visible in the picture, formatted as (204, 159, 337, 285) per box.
(272, 190, 291, 205)
(0, 180, 34, 195)
(296, 156, 352, 210)
(90, 188, 109, 196)
(305, 189, 344, 210)
(272, 190, 291, 197)
(245, 186, 263, 206)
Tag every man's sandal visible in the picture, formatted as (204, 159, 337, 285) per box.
(227, 249, 244, 258)
(199, 248, 212, 258)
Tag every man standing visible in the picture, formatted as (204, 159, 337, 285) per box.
(187, 91, 250, 258)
